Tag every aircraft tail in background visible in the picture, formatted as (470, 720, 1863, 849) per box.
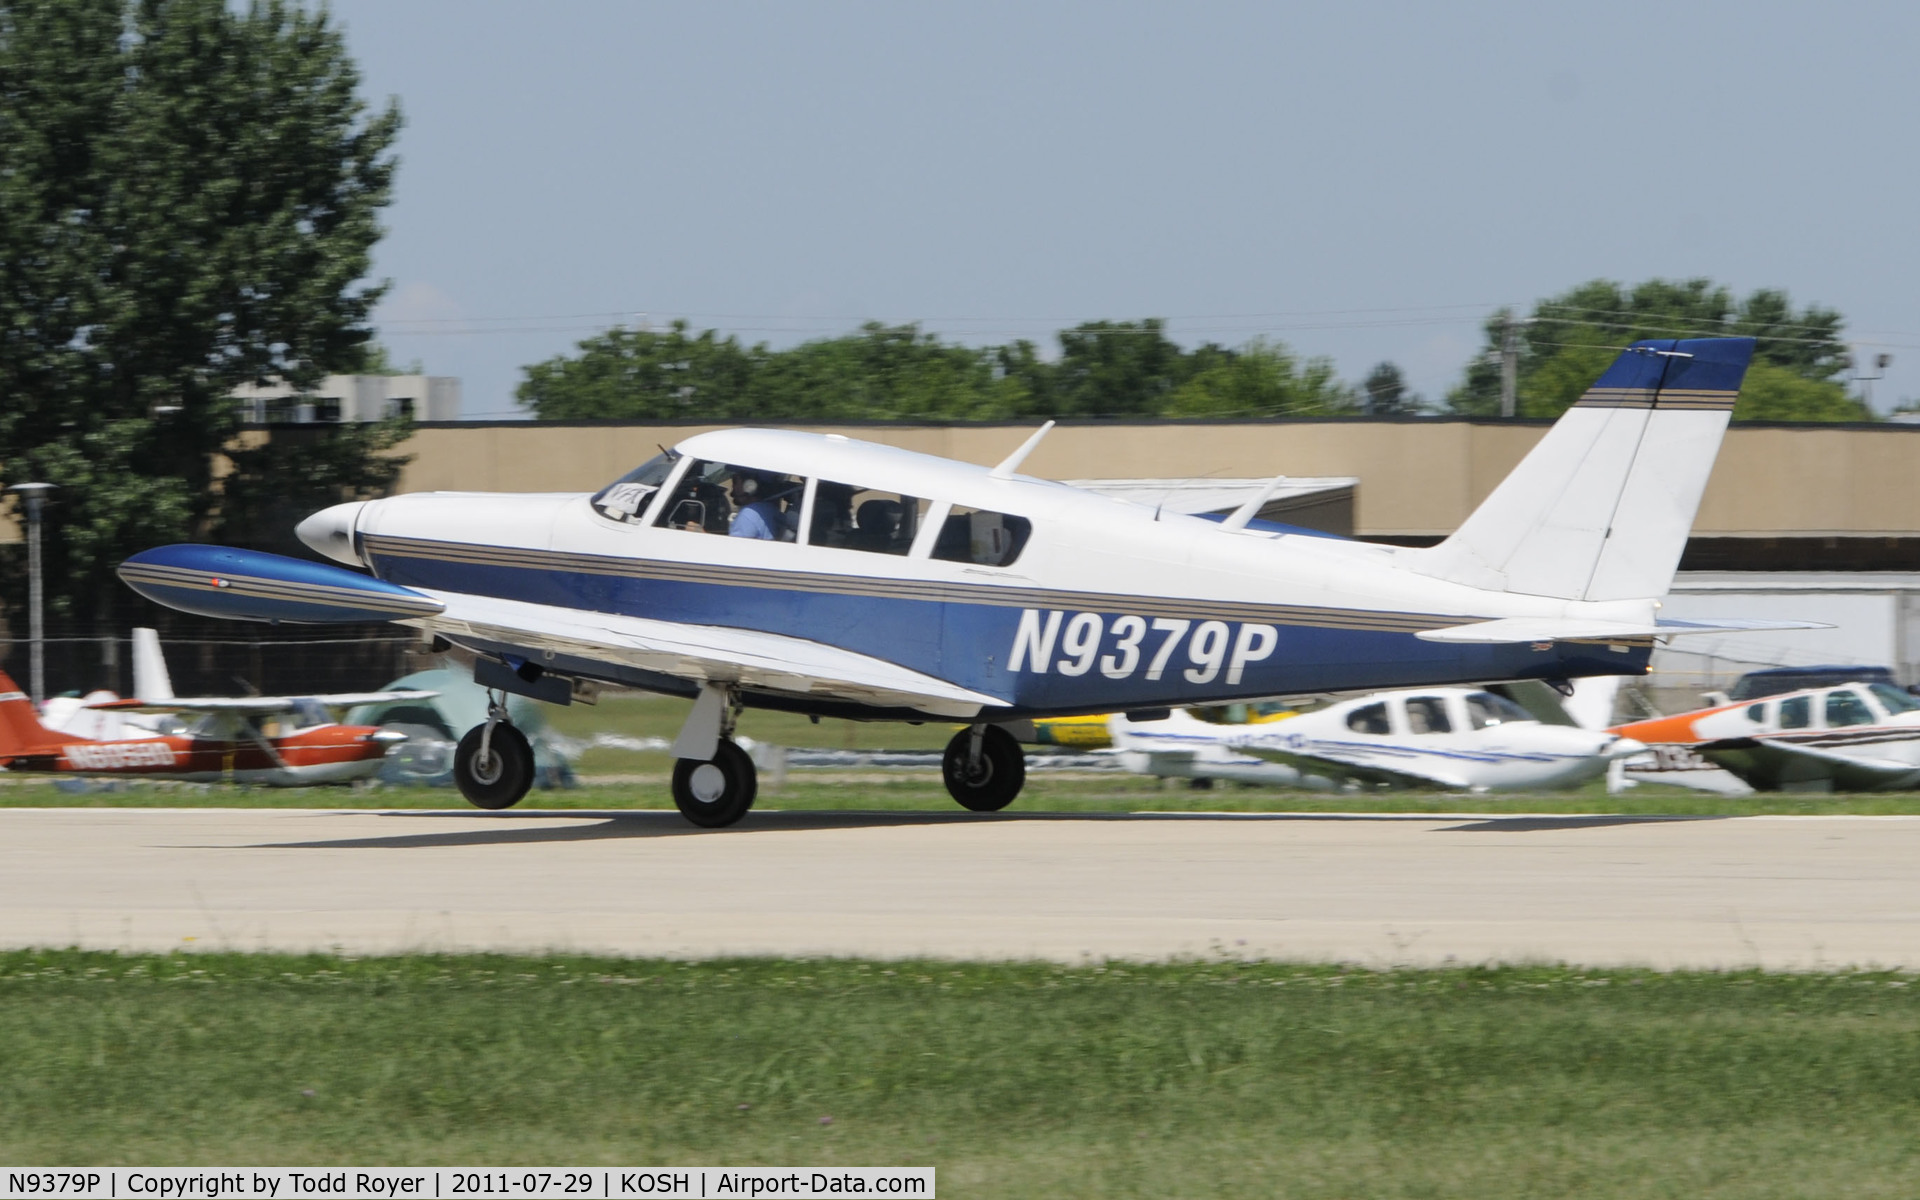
(0, 671, 62, 757)
(132, 627, 175, 702)
(1409, 337, 1754, 603)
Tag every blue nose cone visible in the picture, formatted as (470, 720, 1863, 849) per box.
(118, 544, 444, 624)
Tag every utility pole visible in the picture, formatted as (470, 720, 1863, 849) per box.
(1853, 350, 1893, 413)
(1499, 316, 1520, 418)
(9, 482, 54, 706)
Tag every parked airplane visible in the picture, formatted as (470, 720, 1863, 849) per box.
(1614, 680, 1920, 791)
(119, 337, 1805, 825)
(1112, 688, 1643, 791)
(0, 656, 435, 785)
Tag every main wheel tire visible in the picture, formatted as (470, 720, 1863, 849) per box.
(942, 725, 1026, 812)
(454, 722, 535, 810)
(671, 739, 757, 828)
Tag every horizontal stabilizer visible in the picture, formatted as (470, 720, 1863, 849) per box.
(1416, 616, 1830, 644)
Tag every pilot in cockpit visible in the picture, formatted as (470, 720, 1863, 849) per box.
(728, 471, 798, 541)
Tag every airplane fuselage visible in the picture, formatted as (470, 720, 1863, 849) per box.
(331, 430, 1656, 720)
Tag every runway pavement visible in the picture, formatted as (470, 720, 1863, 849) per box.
(2, 807, 1918, 969)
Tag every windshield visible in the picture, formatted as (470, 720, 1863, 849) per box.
(591, 451, 679, 525)
(1869, 682, 1920, 715)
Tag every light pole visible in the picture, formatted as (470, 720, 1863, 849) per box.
(8, 482, 54, 706)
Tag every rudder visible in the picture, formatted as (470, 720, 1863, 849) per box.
(0, 670, 61, 756)
(1409, 337, 1753, 601)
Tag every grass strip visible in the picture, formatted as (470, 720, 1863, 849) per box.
(0, 952, 1917, 1197)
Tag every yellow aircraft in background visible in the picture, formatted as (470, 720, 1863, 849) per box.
(1031, 704, 1295, 750)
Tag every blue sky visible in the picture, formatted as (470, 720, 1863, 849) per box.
(330, 1, 1920, 417)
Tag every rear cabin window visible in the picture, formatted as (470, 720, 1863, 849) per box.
(1778, 695, 1811, 729)
(1403, 696, 1452, 735)
(590, 451, 679, 525)
(1346, 702, 1390, 735)
(931, 505, 1032, 567)
(661, 460, 805, 542)
(810, 481, 924, 556)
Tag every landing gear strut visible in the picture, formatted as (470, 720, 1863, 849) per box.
(454, 693, 534, 810)
(670, 683, 757, 828)
(942, 724, 1025, 812)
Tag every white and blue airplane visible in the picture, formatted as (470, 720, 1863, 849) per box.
(1108, 688, 1645, 792)
(119, 337, 1801, 825)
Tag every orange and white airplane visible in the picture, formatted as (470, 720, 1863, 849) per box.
(0, 669, 431, 786)
(1612, 680, 1920, 792)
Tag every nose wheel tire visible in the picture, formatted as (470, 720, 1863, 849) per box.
(454, 721, 535, 810)
(943, 725, 1026, 812)
(672, 739, 757, 828)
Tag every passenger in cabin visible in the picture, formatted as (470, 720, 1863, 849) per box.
(850, 498, 903, 552)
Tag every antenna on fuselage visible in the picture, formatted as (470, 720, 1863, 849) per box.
(1219, 473, 1289, 531)
(989, 420, 1056, 480)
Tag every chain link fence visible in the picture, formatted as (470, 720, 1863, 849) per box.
(0, 625, 427, 700)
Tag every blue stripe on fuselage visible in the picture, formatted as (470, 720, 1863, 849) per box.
(369, 550, 1651, 716)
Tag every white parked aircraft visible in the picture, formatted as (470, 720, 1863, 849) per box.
(1614, 681, 1920, 792)
(1110, 688, 1644, 791)
(120, 337, 1804, 825)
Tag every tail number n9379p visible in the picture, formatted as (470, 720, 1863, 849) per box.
(1007, 609, 1277, 684)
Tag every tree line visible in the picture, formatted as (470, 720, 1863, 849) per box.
(517, 319, 1399, 422)
(519, 280, 1874, 425)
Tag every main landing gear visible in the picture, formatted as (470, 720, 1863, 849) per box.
(943, 724, 1026, 812)
(454, 693, 535, 810)
(668, 683, 758, 828)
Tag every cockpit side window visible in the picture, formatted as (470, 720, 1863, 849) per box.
(930, 505, 1033, 567)
(590, 451, 679, 526)
(1825, 688, 1875, 727)
(290, 699, 332, 730)
(810, 480, 924, 556)
(1465, 692, 1532, 730)
(662, 460, 805, 541)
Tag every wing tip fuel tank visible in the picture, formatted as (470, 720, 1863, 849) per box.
(118, 544, 444, 624)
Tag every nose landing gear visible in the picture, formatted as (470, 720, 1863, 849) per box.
(454, 693, 535, 810)
(669, 682, 758, 828)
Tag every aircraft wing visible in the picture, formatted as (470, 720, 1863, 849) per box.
(1232, 740, 1474, 790)
(1697, 736, 1920, 792)
(87, 690, 439, 715)
(412, 589, 1006, 719)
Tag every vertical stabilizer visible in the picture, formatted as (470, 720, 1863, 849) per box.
(132, 627, 174, 702)
(1410, 337, 1753, 602)
(0, 670, 60, 756)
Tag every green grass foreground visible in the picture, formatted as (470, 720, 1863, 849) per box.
(2, 953, 1918, 1197)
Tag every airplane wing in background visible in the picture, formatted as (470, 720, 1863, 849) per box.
(87, 690, 440, 715)
(1697, 736, 1920, 792)
(1233, 742, 1475, 791)
(413, 589, 1006, 719)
